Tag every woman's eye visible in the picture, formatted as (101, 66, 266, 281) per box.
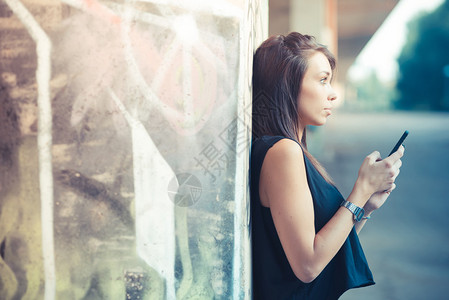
(320, 77, 328, 84)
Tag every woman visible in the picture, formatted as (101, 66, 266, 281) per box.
(250, 32, 404, 299)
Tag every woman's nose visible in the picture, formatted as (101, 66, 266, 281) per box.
(328, 87, 337, 101)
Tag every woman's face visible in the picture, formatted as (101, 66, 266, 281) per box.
(297, 52, 337, 127)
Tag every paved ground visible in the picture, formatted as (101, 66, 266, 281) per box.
(308, 111, 449, 300)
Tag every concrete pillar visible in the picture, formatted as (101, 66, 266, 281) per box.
(289, 0, 337, 54)
(0, 0, 268, 299)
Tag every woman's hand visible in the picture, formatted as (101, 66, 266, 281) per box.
(354, 189, 394, 234)
(357, 146, 404, 195)
(363, 188, 394, 216)
(353, 145, 404, 206)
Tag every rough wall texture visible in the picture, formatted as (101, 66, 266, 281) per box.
(0, 0, 267, 299)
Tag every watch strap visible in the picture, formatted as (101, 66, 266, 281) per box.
(340, 200, 365, 222)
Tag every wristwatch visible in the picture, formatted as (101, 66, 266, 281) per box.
(340, 200, 365, 222)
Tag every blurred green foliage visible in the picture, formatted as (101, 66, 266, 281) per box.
(395, 0, 449, 111)
(347, 70, 395, 111)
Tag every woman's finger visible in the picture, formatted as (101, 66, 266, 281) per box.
(392, 168, 401, 181)
(394, 158, 403, 169)
(385, 183, 396, 194)
(366, 151, 382, 164)
(384, 145, 404, 165)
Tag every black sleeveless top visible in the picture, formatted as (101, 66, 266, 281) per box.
(250, 136, 374, 300)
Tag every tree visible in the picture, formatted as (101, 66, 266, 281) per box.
(395, 0, 449, 111)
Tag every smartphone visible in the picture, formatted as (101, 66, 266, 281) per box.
(388, 130, 409, 156)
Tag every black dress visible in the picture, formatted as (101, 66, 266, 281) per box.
(250, 135, 375, 300)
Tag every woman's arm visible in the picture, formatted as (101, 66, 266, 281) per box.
(259, 139, 403, 283)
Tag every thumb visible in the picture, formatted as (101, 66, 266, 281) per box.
(386, 145, 405, 164)
(366, 151, 381, 163)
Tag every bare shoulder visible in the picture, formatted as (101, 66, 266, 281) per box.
(266, 138, 304, 162)
(259, 138, 307, 207)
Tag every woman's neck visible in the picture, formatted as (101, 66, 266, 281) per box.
(296, 125, 305, 143)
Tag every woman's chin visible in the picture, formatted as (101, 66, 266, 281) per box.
(311, 119, 327, 127)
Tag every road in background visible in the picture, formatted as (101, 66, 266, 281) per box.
(309, 111, 449, 300)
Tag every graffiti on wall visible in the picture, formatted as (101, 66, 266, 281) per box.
(0, 0, 267, 299)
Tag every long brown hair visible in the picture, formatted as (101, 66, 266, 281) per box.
(252, 32, 335, 183)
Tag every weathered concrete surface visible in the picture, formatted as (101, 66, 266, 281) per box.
(0, 0, 268, 298)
